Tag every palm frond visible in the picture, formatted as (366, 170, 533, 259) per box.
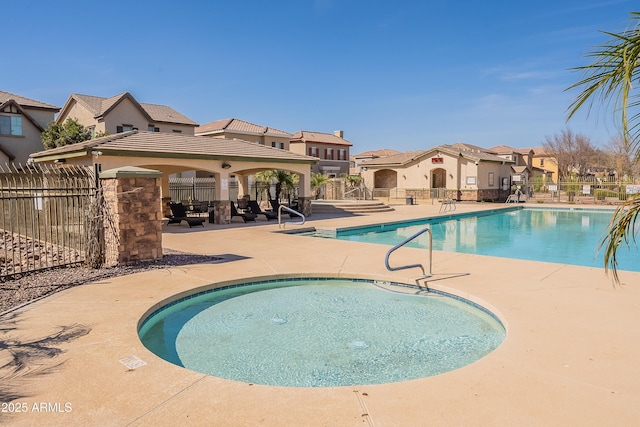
(599, 194, 640, 283)
(566, 13, 640, 145)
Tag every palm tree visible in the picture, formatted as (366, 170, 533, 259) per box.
(253, 171, 273, 200)
(254, 170, 295, 202)
(341, 173, 363, 187)
(310, 172, 330, 200)
(566, 11, 640, 282)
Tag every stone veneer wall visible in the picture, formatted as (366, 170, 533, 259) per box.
(212, 200, 231, 224)
(298, 197, 312, 216)
(101, 167, 163, 266)
(457, 189, 507, 202)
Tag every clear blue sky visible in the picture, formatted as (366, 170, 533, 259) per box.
(3, 0, 636, 153)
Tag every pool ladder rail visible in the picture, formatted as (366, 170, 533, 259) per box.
(384, 227, 433, 280)
(278, 205, 305, 229)
(439, 198, 456, 213)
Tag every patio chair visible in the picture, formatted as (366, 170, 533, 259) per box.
(247, 200, 278, 220)
(167, 202, 206, 227)
(230, 202, 257, 223)
(269, 200, 299, 218)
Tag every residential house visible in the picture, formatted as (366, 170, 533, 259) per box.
(488, 145, 532, 193)
(351, 148, 400, 174)
(195, 118, 293, 150)
(489, 145, 558, 192)
(360, 143, 514, 201)
(56, 92, 198, 137)
(289, 130, 351, 177)
(0, 90, 60, 163)
(531, 147, 559, 184)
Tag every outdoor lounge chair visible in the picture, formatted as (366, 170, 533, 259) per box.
(167, 202, 206, 227)
(230, 202, 257, 223)
(247, 200, 278, 220)
(269, 200, 300, 218)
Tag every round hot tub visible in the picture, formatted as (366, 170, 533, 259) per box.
(139, 277, 505, 387)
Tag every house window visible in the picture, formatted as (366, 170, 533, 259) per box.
(540, 159, 545, 167)
(489, 172, 495, 186)
(272, 141, 284, 149)
(172, 129, 182, 133)
(148, 125, 159, 132)
(117, 124, 134, 133)
(325, 148, 334, 160)
(308, 147, 319, 157)
(0, 115, 22, 136)
(338, 149, 346, 160)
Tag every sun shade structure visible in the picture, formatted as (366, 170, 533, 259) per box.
(30, 130, 317, 223)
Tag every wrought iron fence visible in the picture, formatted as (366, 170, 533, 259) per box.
(373, 187, 450, 201)
(0, 163, 96, 279)
(534, 177, 639, 203)
(169, 177, 216, 204)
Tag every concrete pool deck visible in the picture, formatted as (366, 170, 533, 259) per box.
(2, 202, 640, 426)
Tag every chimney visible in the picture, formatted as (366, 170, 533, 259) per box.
(333, 130, 344, 138)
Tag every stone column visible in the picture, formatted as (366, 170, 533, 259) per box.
(100, 166, 163, 266)
(211, 200, 231, 224)
(298, 196, 312, 217)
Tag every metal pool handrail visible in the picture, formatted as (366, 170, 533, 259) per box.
(278, 205, 305, 229)
(439, 198, 456, 213)
(344, 187, 362, 200)
(384, 227, 432, 278)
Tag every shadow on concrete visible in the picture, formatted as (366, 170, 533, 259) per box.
(0, 311, 91, 413)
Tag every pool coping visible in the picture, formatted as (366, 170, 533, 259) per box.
(2, 201, 640, 426)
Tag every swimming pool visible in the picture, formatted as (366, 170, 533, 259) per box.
(139, 277, 505, 387)
(324, 207, 640, 272)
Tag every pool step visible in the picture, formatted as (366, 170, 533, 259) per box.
(311, 201, 394, 215)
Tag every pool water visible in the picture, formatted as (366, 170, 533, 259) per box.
(139, 278, 505, 387)
(334, 208, 640, 272)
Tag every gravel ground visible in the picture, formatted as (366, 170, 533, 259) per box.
(0, 250, 222, 314)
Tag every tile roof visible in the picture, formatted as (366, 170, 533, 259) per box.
(487, 144, 516, 153)
(512, 165, 528, 173)
(0, 90, 60, 111)
(513, 147, 534, 154)
(532, 147, 551, 156)
(361, 150, 427, 166)
(353, 149, 401, 158)
(30, 131, 317, 164)
(489, 145, 534, 155)
(448, 142, 488, 153)
(69, 93, 198, 126)
(440, 144, 513, 162)
(361, 144, 514, 167)
(195, 118, 292, 137)
(290, 130, 352, 146)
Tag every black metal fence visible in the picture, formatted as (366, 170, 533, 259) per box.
(169, 177, 216, 204)
(534, 177, 639, 203)
(0, 164, 96, 279)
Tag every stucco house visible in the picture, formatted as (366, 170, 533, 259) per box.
(56, 92, 198, 137)
(489, 145, 557, 191)
(195, 118, 293, 150)
(289, 130, 351, 177)
(0, 90, 60, 164)
(360, 143, 515, 201)
(531, 147, 559, 185)
(351, 148, 400, 174)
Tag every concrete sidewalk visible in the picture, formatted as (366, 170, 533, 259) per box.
(2, 203, 639, 426)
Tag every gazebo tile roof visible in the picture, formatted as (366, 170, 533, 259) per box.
(30, 131, 316, 163)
